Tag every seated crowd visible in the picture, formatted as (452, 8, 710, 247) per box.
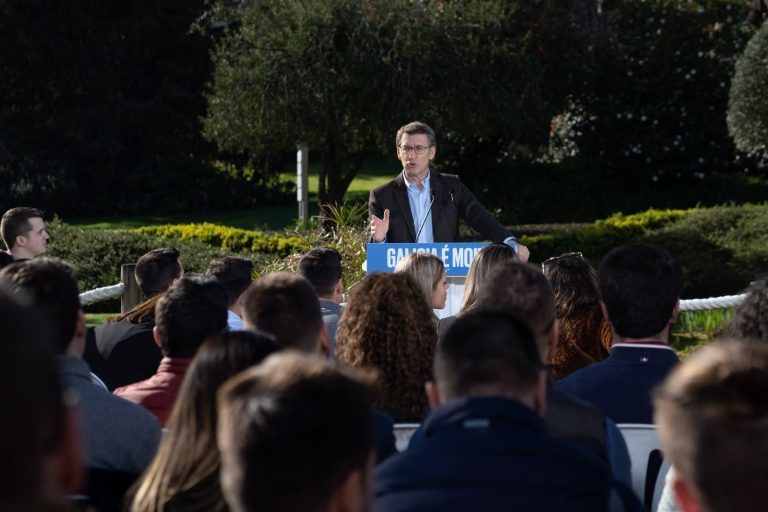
(2, 206, 768, 512)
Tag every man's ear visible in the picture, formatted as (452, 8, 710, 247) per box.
(670, 299, 681, 325)
(425, 381, 443, 410)
(15, 234, 27, 248)
(532, 370, 547, 417)
(330, 454, 373, 512)
(672, 472, 703, 512)
(547, 318, 560, 354)
(152, 326, 163, 349)
(335, 278, 344, 300)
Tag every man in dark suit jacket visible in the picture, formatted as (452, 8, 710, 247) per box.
(557, 244, 683, 424)
(374, 310, 639, 512)
(368, 121, 529, 260)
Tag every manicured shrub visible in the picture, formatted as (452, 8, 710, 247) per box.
(135, 223, 309, 256)
(46, 219, 263, 311)
(521, 205, 768, 298)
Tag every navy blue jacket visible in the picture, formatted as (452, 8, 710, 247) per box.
(556, 345, 679, 424)
(374, 396, 630, 512)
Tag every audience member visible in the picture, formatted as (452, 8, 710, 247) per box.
(654, 340, 768, 512)
(374, 310, 635, 512)
(542, 252, 612, 380)
(217, 352, 375, 512)
(1, 206, 49, 260)
(336, 273, 436, 421)
(723, 278, 768, 342)
(0, 258, 161, 475)
(241, 272, 329, 354)
(394, 252, 448, 310)
(475, 261, 630, 481)
(437, 242, 518, 338)
(85, 248, 183, 390)
(114, 274, 228, 425)
(131, 330, 281, 512)
(0, 286, 83, 511)
(206, 256, 254, 332)
(557, 243, 682, 423)
(298, 248, 344, 353)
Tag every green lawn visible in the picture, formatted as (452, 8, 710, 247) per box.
(69, 158, 395, 231)
(85, 312, 117, 327)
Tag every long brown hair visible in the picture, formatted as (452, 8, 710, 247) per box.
(335, 273, 436, 421)
(130, 331, 280, 512)
(112, 294, 162, 324)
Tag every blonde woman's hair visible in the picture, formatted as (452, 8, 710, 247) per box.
(394, 252, 444, 306)
(462, 243, 518, 311)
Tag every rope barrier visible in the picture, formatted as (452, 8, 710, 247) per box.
(679, 294, 745, 312)
(79, 283, 125, 306)
(77, 280, 744, 311)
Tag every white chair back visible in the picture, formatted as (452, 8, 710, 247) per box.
(393, 423, 420, 452)
(618, 423, 671, 511)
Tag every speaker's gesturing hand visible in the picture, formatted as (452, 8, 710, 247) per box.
(370, 209, 390, 242)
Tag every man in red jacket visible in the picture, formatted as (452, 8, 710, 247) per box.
(114, 274, 228, 425)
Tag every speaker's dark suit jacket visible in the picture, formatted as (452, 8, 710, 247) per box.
(368, 171, 510, 243)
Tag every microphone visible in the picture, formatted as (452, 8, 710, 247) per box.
(415, 193, 435, 242)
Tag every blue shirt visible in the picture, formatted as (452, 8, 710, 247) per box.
(404, 170, 434, 243)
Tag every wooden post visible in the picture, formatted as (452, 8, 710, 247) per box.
(120, 264, 142, 314)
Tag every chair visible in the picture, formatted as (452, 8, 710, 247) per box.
(393, 423, 420, 452)
(617, 424, 671, 511)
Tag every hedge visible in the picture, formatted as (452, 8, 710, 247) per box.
(135, 223, 309, 257)
(521, 205, 768, 298)
(46, 219, 265, 311)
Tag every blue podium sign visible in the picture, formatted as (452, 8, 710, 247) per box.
(366, 243, 488, 277)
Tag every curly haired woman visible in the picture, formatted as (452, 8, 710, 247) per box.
(335, 273, 437, 421)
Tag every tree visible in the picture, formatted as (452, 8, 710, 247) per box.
(203, 0, 588, 206)
(0, 0, 250, 214)
(728, 19, 768, 159)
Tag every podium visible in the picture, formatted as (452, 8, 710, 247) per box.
(366, 242, 489, 318)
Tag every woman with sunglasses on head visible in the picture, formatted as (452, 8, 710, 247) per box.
(541, 252, 612, 380)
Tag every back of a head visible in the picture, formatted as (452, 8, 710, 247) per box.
(0, 258, 80, 354)
(436, 309, 544, 403)
(335, 272, 436, 420)
(462, 242, 518, 311)
(206, 256, 254, 307)
(475, 261, 555, 349)
(132, 330, 281, 512)
(297, 248, 342, 298)
(599, 243, 682, 338)
(724, 279, 768, 342)
(654, 340, 768, 512)
(1, 206, 44, 251)
(242, 272, 322, 352)
(135, 248, 182, 297)
(541, 252, 600, 318)
(394, 252, 444, 305)
(217, 352, 375, 512)
(0, 286, 66, 505)
(155, 274, 228, 359)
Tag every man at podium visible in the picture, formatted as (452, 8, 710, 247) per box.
(369, 121, 529, 261)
